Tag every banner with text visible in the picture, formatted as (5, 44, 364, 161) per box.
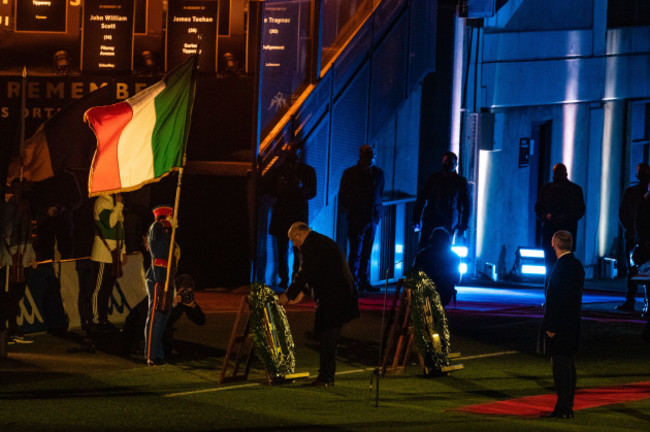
(82, 0, 135, 72)
(15, 0, 68, 32)
(166, 0, 218, 72)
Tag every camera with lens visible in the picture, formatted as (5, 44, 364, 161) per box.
(179, 289, 194, 304)
(175, 274, 196, 305)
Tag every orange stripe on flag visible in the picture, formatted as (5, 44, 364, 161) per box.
(86, 102, 133, 193)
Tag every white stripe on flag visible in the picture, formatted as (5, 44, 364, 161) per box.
(116, 81, 165, 188)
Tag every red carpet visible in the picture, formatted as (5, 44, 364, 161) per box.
(458, 381, 650, 417)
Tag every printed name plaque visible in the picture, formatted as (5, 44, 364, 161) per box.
(81, 0, 135, 72)
(15, 0, 68, 32)
(166, 0, 218, 72)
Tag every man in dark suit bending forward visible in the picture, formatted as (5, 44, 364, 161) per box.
(278, 222, 360, 387)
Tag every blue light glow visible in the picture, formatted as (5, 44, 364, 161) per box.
(459, 263, 468, 275)
(519, 248, 545, 258)
(452, 246, 468, 258)
(521, 265, 547, 275)
(395, 244, 403, 254)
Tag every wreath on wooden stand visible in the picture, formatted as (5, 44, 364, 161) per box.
(249, 282, 296, 379)
(405, 269, 451, 376)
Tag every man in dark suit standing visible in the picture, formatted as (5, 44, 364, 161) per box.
(542, 230, 585, 419)
(265, 145, 317, 288)
(338, 145, 384, 292)
(617, 162, 650, 311)
(535, 164, 585, 277)
(412, 152, 470, 249)
(278, 222, 360, 387)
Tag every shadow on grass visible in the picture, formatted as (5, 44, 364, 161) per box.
(0, 356, 73, 386)
(610, 406, 650, 423)
(0, 386, 159, 401)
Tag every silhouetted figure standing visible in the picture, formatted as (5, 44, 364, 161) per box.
(535, 164, 585, 276)
(84, 193, 126, 333)
(413, 228, 461, 307)
(338, 145, 384, 292)
(75, 197, 97, 331)
(635, 185, 650, 341)
(265, 146, 316, 288)
(412, 152, 469, 249)
(541, 231, 584, 419)
(1, 180, 36, 344)
(617, 163, 650, 311)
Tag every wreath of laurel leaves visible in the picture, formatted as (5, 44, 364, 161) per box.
(405, 269, 451, 375)
(249, 282, 296, 378)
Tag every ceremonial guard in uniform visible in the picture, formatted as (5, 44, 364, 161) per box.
(144, 205, 178, 365)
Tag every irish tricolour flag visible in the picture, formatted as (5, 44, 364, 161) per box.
(85, 56, 196, 196)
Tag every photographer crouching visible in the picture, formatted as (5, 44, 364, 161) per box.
(162, 274, 205, 356)
(121, 274, 204, 361)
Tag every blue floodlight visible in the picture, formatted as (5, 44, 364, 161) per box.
(451, 246, 469, 277)
(521, 265, 546, 275)
(512, 246, 547, 281)
(519, 248, 545, 259)
(452, 246, 468, 258)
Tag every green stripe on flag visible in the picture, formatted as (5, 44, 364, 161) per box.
(151, 58, 195, 177)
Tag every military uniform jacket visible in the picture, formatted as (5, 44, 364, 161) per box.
(148, 221, 175, 284)
(286, 231, 360, 333)
(543, 253, 585, 355)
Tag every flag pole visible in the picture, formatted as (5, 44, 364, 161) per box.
(161, 163, 184, 306)
(161, 55, 198, 306)
(19, 66, 27, 181)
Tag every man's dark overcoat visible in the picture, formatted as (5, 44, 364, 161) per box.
(543, 253, 585, 355)
(412, 170, 470, 234)
(266, 161, 317, 237)
(535, 180, 585, 249)
(286, 231, 360, 333)
(338, 163, 384, 230)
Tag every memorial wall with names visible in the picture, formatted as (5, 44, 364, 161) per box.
(82, 0, 135, 72)
(166, 0, 218, 72)
(15, 0, 67, 32)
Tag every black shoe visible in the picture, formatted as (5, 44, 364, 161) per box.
(10, 334, 34, 344)
(541, 410, 574, 419)
(616, 302, 635, 312)
(303, 378, 333, 387)
(147, 358, 166, 366)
